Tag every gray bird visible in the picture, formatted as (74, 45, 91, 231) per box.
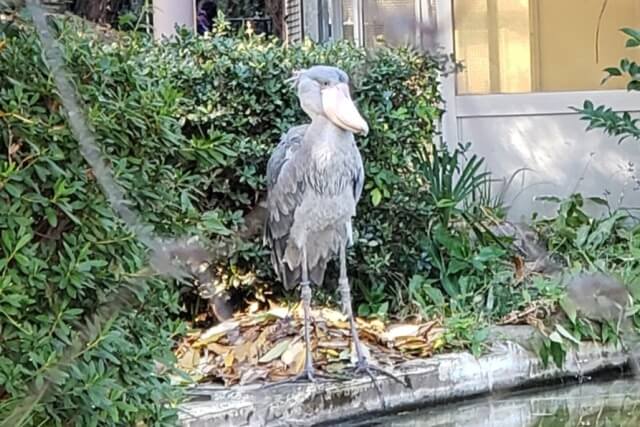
(264, 66, 398, 385)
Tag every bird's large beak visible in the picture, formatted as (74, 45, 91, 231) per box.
(322, 83, 369, 136)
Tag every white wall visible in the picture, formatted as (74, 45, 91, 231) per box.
(153, 0, 195, 40)
(456, 98, 640, 221)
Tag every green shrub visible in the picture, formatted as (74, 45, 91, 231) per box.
(0, 13, 445, 424)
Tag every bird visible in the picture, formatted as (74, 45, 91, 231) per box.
(566, 273, 639, 375)
(263, 65, 404, 387)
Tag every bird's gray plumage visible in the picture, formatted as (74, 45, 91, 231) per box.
(262, 66, 405, 397)
(264, 67, 365, 291)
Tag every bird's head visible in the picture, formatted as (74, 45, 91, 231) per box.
(288, 66, 369, 136)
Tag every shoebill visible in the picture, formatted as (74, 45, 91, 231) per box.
(264, 65, 381, 381)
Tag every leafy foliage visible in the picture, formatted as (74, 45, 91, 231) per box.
(574, 28, 640, 143)
(0, 12, 445, 424)
(527, 195, 640, 368)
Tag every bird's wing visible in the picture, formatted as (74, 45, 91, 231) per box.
(353, 148, 365, 204)
(264, 124, 309, 288)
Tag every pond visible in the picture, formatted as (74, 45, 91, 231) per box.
(338, 376, 640, 427)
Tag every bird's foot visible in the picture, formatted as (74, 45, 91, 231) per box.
(345, 358, 410, 409)
(352, 358, 409, 388)
(261, 367, 342, 389)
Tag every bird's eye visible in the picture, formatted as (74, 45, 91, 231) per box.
(321, 81, 329, 87)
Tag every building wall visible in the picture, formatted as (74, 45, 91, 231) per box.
(285, 0, 304, 43)
(153, 0, 195, 40)
(442, 0, 640, 220)
(458, 106, 640, 221)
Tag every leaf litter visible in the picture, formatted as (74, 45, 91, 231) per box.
(174, 303, 444, 386)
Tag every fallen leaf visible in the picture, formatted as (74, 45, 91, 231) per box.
(514, 255, 525, 283)
(319, 348, 340, 358)
(290, 346, 306, 374)
(207, 342, 230, 355)
(223, 351, 235, 368)
(321, 308, 347, 323)
(259, 339, 291, 363)
(381, 324, 420, 341)
(239, 368, 268, 385)
(267, 306, 291, 319)
(8, 143, 21, 158)
(281, 339, 304, 365)
(234, 341, 253, 363)
(196, 320, 239, 346)
(178, 348, 199, 370)
(317, 340, 349, 349)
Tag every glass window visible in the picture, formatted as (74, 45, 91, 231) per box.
(454, 0, 640, 94)
(338, 0, 426, 48)
(363, 0, 418, 47)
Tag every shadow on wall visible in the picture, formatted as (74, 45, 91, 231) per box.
(464, 113, 640, 221)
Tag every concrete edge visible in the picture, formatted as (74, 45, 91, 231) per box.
(178, 325, 632, 427)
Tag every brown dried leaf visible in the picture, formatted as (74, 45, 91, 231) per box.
(196, 320, 239, 346)
(8, 143, 21, 158)
(239, 367, 268, 385)
(208, 342, 230, 355)
(320, 308, 347, 324)
(234, 341, 253, 363)
(178, 348, 199, 370)
(223, 351, 235, 368)
(514, 255, 525, 283)
(290, 347, 306, 374)
(381, 324, 421, 342)
(281, 339, 304, 365)
(267, 306, 291, 319)
(317, 340, 349, 349)
(259, 339, 291, 363)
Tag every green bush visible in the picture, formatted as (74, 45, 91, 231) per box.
(0, 13, 444, 424)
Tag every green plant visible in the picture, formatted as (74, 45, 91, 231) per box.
(574, 28, 640, 143)
(414, 142, 509, 305)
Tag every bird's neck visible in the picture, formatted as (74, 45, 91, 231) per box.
(307, 115, 351, 141)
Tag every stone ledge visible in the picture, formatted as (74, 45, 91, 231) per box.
(178, 325, 632, 427)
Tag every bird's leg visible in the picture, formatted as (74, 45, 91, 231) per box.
(263, 248, 338, 388)
(338, 243, 408, 398)
(299, 278, 315, 379)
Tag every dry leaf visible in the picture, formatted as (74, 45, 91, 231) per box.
(234, 341, 253, 363)
(281, 339, 304, 365)
(208, 342, 230, 355)
(514, 255, 525, 283)
(267, 306, 291, 319)
(381, 324, 420, 341)
(178, 348, 199, 370)
(290, 345, 306, 374)
(317, 340, 349, 349)
(239, 368, 268, 385)
(223, 351, 235, 368)
(320, 308, 347, 323)
(8, 143, 21, 158)
(259, 339, 291, 363)
(196, 320, 239, 346)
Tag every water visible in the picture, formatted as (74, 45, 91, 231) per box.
(340, 377, 640, 427)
